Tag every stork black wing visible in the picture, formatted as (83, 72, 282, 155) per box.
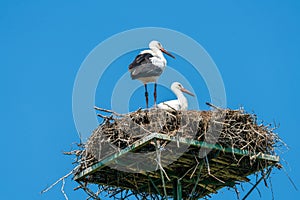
(130, 63, 163, 80)
(128, 53, 153, 70)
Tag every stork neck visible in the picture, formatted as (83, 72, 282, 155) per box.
(173, 89, 188, 110)
(159, 51, 167, 65)
(153, 49, 166, 60)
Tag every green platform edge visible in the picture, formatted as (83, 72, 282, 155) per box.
(74, 133, 279, 181)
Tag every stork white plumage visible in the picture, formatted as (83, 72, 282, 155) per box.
(129, 41, 175, 108)
(157, 82, 195, 111)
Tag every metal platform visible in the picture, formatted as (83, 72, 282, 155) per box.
(74, 133, 279, 199)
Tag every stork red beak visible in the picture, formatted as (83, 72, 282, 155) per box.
(160, 48, 175, 59)
(180, 88, 195, 96)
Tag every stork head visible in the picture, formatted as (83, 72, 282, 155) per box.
(171, 82, 195, 96)
(149, 40, 175, 59)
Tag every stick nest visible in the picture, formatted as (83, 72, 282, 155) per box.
(73, 107, 283, 199)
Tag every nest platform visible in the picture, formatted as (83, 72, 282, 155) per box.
(73, 108, 281, 199)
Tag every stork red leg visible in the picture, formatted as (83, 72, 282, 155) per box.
(144, 84, 149, 108)
(154, 83, 157, 107)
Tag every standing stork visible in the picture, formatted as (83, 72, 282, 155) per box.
(128, 40, 175, 108)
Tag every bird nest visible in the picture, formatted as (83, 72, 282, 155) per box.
(72, 106, 283, 199)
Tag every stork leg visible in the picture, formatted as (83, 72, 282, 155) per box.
(154, 82, 157, 107)
(144, 84, 149, 108)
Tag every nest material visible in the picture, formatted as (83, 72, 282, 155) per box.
(75, 108, 282, 199)
(86, 108, 278, 165)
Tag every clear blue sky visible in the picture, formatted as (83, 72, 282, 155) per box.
(1, 0, 299, 199)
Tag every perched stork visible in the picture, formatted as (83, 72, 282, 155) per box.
(129, 40, 175, 108)
(157, 82, 195, 111)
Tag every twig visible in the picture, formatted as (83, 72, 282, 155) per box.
(205, 102, 222, 110)
(77, 131, 83, 146)
(187, 162, 203, 200)
(189, 156, 199, 179)
(41, 167, 78, 194)
(154, 154, 171, 181)
(63, 150, 81, 156)
(241, 167, 273, 200)
(94, 106, 125, 117)
(269, 176, 274, 200)
(247, 181, 262, 198)
(205, 155, 225, 184)
(161, 102, 177, 112)
(155, 139, 169, 199)
(78, 181, 101, 200)
(179, 166, 194, 180)
(234, 185, 240, 200)
(97, 113, 113, 120)
(61, 179, 68, 200)
(282, 166, 298, 191)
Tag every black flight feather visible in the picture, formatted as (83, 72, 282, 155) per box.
(128, 53, 154, 70)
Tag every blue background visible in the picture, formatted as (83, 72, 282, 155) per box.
(1, 0, 299, 199)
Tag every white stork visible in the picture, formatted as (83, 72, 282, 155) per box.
(157, 82, 195, 111)
(128, 40, 175, 108)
